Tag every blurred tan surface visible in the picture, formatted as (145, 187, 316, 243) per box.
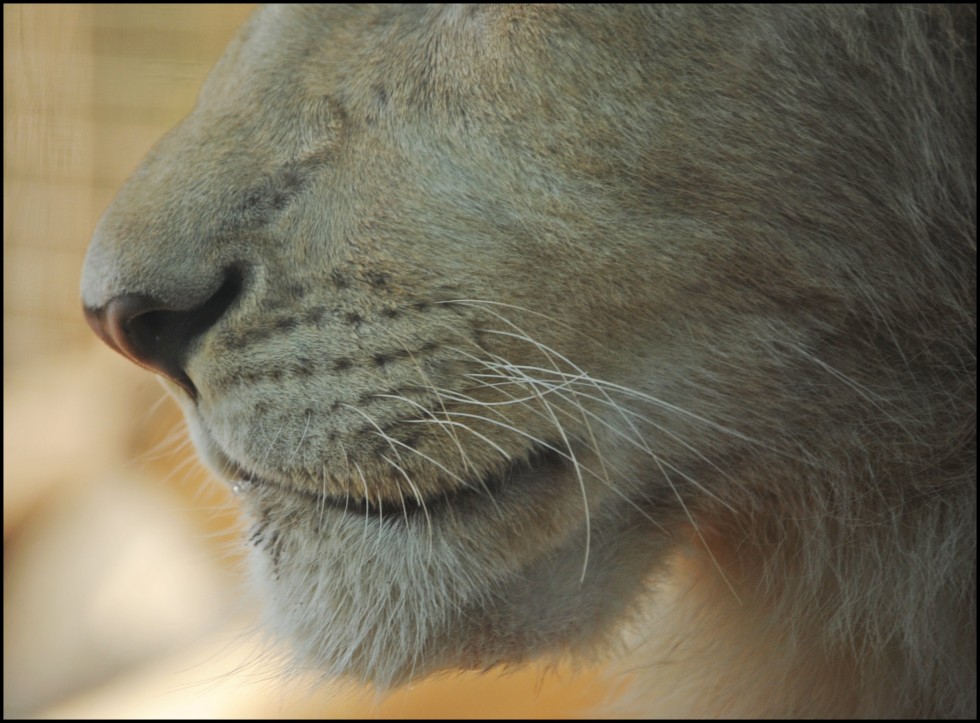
(3, 5, 609, 718)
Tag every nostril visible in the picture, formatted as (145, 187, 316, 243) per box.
(83, 266, 244, 399)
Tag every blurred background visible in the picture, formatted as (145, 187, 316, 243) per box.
(3, 5, 609, 718)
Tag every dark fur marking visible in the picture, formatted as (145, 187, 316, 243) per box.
(275, 317, 300, 332)
(304, 306, 328, 327)
(330, 271, 351, 290)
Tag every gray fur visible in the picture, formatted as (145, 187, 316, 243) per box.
(82, 5, 975, 716)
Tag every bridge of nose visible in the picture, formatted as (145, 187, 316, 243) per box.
(80, 118, 266, 313)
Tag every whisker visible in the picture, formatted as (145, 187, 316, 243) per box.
(471, 350, 741, 596)
(286, 410, 312, 467)
(352, 461, 376, 546)
(448, 373, 671, 535)
(341, 403, 435, 557)
(402, 348, 478, 479)
(257, 417, 287, 476)
(370, 393, 506, 518)
(471, 362, 746, 512)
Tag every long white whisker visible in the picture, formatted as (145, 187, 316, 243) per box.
(458, 355, 737, 517)
(441, 304, 738, 590)
(371, 393, 506, 518)
(647, 452, 742, 604)
(258, 417, 287, 474)
(786, 342, 917, 438)
(443, 379, 673, 535)
(286, 410, 312, 467)
(445, 298, 772, 452)
(352, 462, 380, 549)
(341, 403, 435, 558)
(482, 327, 771, 449)
(468, 363, 744, 513)
(401, 349, 478, 478)
(470, 328, 736, 597)
(519, 386, 592, 582)
(465, 352, 594, 583)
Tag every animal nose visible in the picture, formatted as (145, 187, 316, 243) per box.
(82, 267, 244, 399)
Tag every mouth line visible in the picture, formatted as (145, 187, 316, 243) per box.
(230, 444, 566, 520)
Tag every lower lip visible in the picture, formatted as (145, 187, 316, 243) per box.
(228, 444, 567, 518)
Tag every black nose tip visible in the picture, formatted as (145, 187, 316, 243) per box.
(83, 268, 243, 399)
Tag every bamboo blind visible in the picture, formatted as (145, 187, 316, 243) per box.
(4, 4, 255, 369)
